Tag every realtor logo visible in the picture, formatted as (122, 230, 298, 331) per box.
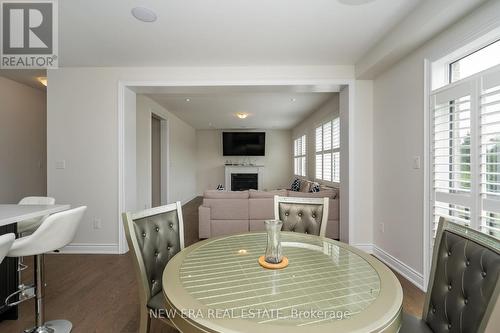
(1, 0, 58, 68)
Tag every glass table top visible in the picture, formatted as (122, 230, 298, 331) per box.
(179, 232, 381, 327)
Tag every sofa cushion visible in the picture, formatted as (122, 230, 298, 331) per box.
(249, 189, 287, 198)
(325, 219, 339, 240)
(249, 219, 267, 232)
(204, 190, 249, 199)
(249, 198, 275, 220)
(328, 199, 339, 220)
(288, 189, 337, 199)
(203, 198, 249, 220)
(211, 220, 248, 236)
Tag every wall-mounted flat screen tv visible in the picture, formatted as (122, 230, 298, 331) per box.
(223, 132, 266, 156)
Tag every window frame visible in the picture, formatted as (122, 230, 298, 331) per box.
(427, 62, 500, 291)
(448, 38, 500, 84)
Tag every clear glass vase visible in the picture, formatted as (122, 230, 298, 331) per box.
(264, 220, 283, 264)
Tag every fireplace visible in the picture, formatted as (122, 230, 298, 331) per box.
(231, 173, 258, 191)
(225, 165, 264, 191)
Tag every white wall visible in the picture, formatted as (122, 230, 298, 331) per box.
(124, 87, 137, 215)
(372, 0, 500, 289)
(196, 129, 292, 194)
(292, 94, 339, 184)
(0, 77, 46, 203)
(136, 94, 197, 208)
(350, 81, 373, 249)
(46, 65, 360, 252)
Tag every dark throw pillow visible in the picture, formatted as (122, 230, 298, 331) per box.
(291, 178, 301, 192)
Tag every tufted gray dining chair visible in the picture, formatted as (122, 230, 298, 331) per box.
(274, 196, 329, 237)
(400, 217, 500, 333)
(122, 202, 185, 333)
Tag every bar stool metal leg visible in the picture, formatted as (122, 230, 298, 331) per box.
(24, 254, 72, 333)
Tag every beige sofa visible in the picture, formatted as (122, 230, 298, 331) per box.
(199, 186, 339, 239)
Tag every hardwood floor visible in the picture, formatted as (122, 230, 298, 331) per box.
(0, 197, 424, 332)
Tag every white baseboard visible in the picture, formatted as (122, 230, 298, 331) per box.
(352, 243, 373, 253)
(372, 245, 425, 291)
(56, 243, 119, 254)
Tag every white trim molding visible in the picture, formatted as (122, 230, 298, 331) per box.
(57, 243, 119, 254)
(352, 244, 373, 254)
(372, 245, 425, 291)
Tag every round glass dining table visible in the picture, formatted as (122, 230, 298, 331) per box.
(162, 232, 403, 333)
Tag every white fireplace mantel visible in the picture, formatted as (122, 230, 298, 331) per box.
(225, 165, 264, 191)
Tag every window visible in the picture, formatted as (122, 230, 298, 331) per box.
(315, 118, 340, 182)
(449, 39, 500, 83)
(431, 64, 500, 247)
(294, 135, 306, 177)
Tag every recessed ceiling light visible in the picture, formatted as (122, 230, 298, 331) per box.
(338, 0, 376, 5)
(37, 77, 47, 86)
(236, 112, 249, 119)
(291, 98, 296, 102)
(185, 98, 191, 102)
(131, 7, 157, 22)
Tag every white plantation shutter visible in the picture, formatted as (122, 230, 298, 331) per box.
(430, 65, 500, 254)
(431, 82, 473, 240)
(316, 125, 323, 179)
(332, 118, 340, 149)
(332, 118, 340, 182)
(316, 154, 323, 179)
(323, 153, 332, 181)
(333, 151, 340, 182)
(293, 135, 307, 177)
(323, 121, 332, 151)
(315, 118, 340, 182)
(480, 69, 500, 238)
(316, 126, 323, 152)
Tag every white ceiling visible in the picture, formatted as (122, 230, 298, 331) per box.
(59, 0, 420, 67)
(146, 92, 336, 130)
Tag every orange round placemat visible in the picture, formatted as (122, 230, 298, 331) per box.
(258, 255, 289, 269)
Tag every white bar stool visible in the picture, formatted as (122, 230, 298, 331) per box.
(0, 233, 15, 264)
(7, 206, 87, 333)
(18, 197, 56, 235)
(16, 197, 56, 302)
